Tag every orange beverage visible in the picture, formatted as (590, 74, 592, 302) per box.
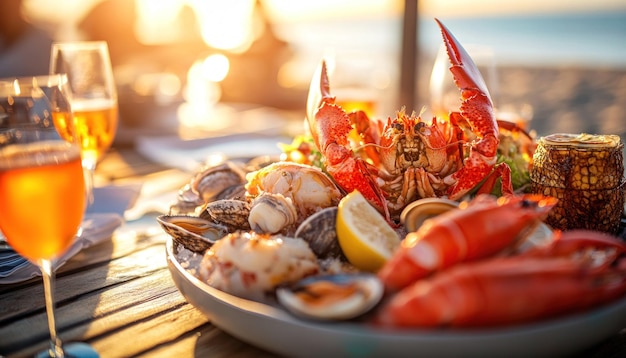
(336, 98, 377, 119)
(0, 141, 85, 262)
(53, 99, 118, 166)
(431, 108, 451, 122)
(334, 87, 378, 119)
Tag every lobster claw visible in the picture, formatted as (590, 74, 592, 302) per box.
(305, 58, 393, 222)
(435, 18, 511, 199)
(435, 18, 493, 105)
(306, 60, 324, 125)
(306, 60, 337, 149)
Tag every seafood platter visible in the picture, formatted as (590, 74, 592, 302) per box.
(162, 19, 626, 357)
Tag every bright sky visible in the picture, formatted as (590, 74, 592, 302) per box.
(264, 0, 626, 21)
(24, 0, 626, 25)
(421, 0, 626, 17)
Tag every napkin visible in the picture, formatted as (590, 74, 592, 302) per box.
(0, 184, 140, 284)
(0, 213, 124, 284)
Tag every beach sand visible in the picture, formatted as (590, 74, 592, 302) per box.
(415, 64, 626, 138)
(495, 65, 626, 138)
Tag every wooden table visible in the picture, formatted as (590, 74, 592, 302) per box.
(1, 146, 625, 358)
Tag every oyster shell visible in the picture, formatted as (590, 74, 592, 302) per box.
(276, 273, 384, 321)
(157, 215, 228, 252)
(294, 207, 343, 259)
(171, 183, 204, 215)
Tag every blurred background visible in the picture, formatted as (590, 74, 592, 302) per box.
(1, 0, 625, 144)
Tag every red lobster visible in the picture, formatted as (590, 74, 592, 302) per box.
(378, 194, 558, 291)
(375, 229, 626, 328)
(306, 19, 514, 221)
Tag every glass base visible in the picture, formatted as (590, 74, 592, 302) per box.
(35, 342, 99, 358)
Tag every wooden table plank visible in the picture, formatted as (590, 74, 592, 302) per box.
(0, 246, 170, 352)
(0, 232, 168, 317)
(131, 322, 276, 358)
(88, 298, 207, 358)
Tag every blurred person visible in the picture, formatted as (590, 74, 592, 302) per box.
(0, 0, 54, 77)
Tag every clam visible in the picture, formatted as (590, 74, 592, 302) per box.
(157, 215, 228, 252)
(215, 183, 247, 201)
(202, 199, 251, 232)
(294, 207, 343, 259)
(248, 193, 298, 234)
(276, 273, 384, 321)
(192, 161, 247, 203)
(400, 198, 459, 232)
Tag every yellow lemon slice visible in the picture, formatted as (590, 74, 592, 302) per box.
(336, 190, 400, 272)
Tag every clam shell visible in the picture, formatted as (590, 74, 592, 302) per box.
(249, 193, 298, 234)
(192, 161, 247, 203)
(400, 198, 459, 232)
(202, 199, 251, 232)
(157, 215, 228, 252)
(276, 273, 383, 321)
(215, 183, 247, 201)
(295, 207, 343, 259)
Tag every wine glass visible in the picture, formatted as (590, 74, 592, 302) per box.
(49, 41, 119, 204)
(429, 43, 498, 120)
(0, 75, 97, 357)
(324, 50, 381, 119)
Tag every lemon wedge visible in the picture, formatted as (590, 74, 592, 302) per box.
(336, 190, 400, 272)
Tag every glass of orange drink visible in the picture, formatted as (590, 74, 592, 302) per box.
(50, 41, 119, 204)
(0, 75, 97, 357)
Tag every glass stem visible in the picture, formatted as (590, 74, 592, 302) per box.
(83, 162, 96, 206)
(40, 259, 64, 358)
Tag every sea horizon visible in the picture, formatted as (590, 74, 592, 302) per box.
(277, 10, 626, 70)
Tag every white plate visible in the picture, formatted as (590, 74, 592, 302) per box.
(166, 237, 626, 357)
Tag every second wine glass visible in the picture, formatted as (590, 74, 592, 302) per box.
(50, 41, 119, 204)
(429, 43, 498, 120)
